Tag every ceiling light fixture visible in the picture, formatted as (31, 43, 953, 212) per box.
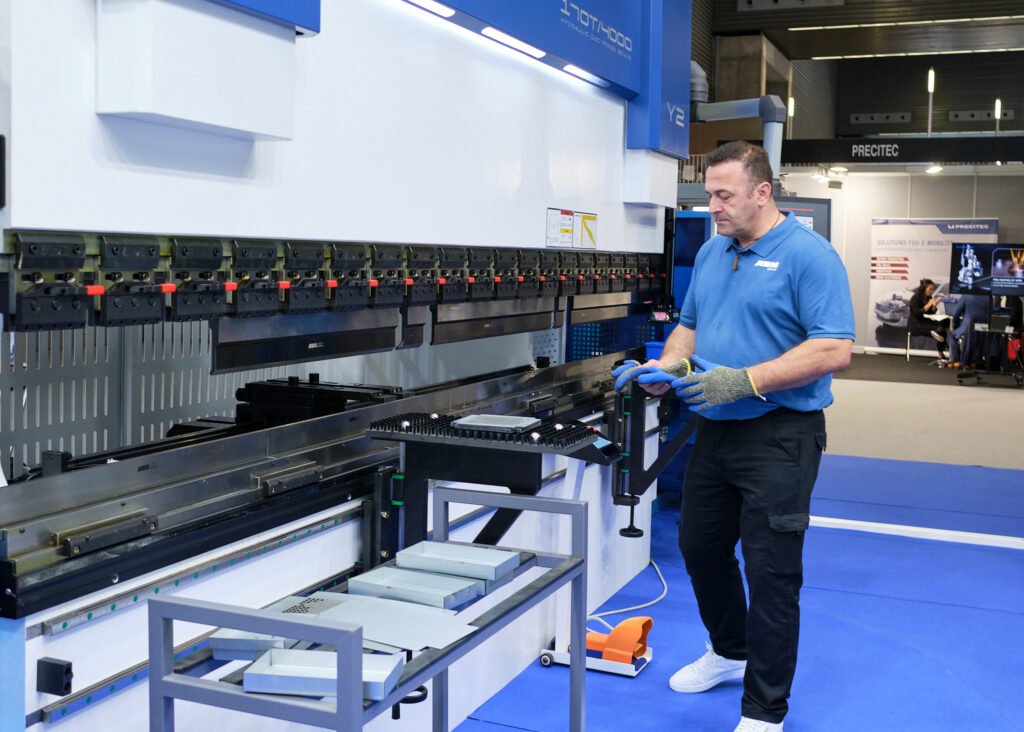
(403, 0, 456, 18)
(563, 64, 610, 88)
(926, 164, 943, 174)
(790, 14, 1024, 32)
(480, 27, 546, 59)
(829, 165, 849, 173)
(811, 48, 1004, 60)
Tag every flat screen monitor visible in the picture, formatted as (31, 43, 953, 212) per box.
(949, 242, 1024, 296)
(777, 196, 831, 241)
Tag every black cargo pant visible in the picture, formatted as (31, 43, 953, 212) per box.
(679, 407, 826, 724)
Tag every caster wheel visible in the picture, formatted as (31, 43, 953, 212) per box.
(539, 653, 554, 667)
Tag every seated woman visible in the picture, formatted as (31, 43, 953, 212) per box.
(908, 278, 949, 358)
(946, 293, 990, 368)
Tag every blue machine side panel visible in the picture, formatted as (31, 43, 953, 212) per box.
(0, 618, 26, 731)
(204, 0, 321, 33)
(626, 0, 691, 159)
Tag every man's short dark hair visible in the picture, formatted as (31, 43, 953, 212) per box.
(706, 141, 773, 189)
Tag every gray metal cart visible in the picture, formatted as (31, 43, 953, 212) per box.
(148, 486, 587, 731)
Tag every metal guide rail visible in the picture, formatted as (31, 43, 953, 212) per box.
(0, 355, 625, 618)
(0, 228, 666, 332)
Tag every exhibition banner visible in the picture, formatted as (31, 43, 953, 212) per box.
(867, 218, 998, 352)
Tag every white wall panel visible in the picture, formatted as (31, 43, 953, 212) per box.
(8, 0, 665, 252)
(976, 176, 1024, 241)
(908, 175, 975, 219)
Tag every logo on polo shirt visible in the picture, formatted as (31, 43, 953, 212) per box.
(755, 260, 780, 271)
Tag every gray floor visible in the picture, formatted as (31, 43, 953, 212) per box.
(827, 377, 1024, 470)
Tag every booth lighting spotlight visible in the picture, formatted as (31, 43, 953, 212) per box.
(829, 165, 849, 173)
(403, 0, 456, 17)
(926, 164, 943, 174)
(563, 64, 610, 88)
(996, 160, 1004, 166)
(481, 27, 546, 59)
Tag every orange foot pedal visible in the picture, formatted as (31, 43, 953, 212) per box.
(538, 616, 654, 677)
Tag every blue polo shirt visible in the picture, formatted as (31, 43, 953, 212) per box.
(679, 212, 855, 420)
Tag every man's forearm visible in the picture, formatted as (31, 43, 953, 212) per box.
(656, 325, 695, 366)
(747, 338, 852, 394)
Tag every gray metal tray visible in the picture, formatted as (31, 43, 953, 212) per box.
(396, 541, 520, 581)
(313, 593, 477, 651)
(347, 566, 482, 609)
(243, 648, 404, 701)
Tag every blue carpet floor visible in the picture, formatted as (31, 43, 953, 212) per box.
(812, 455, 1024, 537)
(456, 456, 1024, 732)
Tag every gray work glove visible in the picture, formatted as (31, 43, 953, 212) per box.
(672, 355, 761, 411)
(612, 358, 692, 393)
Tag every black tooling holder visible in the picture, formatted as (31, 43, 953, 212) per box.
(365, 412, 619, 549)
(608, 379, 698, 538)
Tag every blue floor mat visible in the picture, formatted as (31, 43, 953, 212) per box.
(812, 455, 1024, 537)
(459, 485, 1024, 732)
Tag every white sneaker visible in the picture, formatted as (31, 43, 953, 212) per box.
(668, 641, 746, 693)
(734, 717, 783, 731)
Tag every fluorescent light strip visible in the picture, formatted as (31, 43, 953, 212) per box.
(791, 14, 1024, 32)
(481, 27, 546, 59)
(563, 64, 610, 88)
(811, 47, 1021, 60)
(403, 0, 456, 18)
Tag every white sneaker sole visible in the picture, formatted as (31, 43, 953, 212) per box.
(668, 664, 746, 693)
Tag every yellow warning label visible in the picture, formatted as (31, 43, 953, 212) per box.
(575, 212, 598, 249)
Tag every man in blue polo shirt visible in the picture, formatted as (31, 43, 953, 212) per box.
(614, 141, 854, 731)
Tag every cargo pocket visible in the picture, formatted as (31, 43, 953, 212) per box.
(767, 513, 809, 576)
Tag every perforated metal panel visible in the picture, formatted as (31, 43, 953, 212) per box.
(125, 322, 288, 445)
(566, 320, 655, 363)
(531, 328, 563, 366)
(0, 318, 545, 479)
(1, 328, 123, 473)
(791, 59, 837, 139)
(0, 322, 290, 477)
